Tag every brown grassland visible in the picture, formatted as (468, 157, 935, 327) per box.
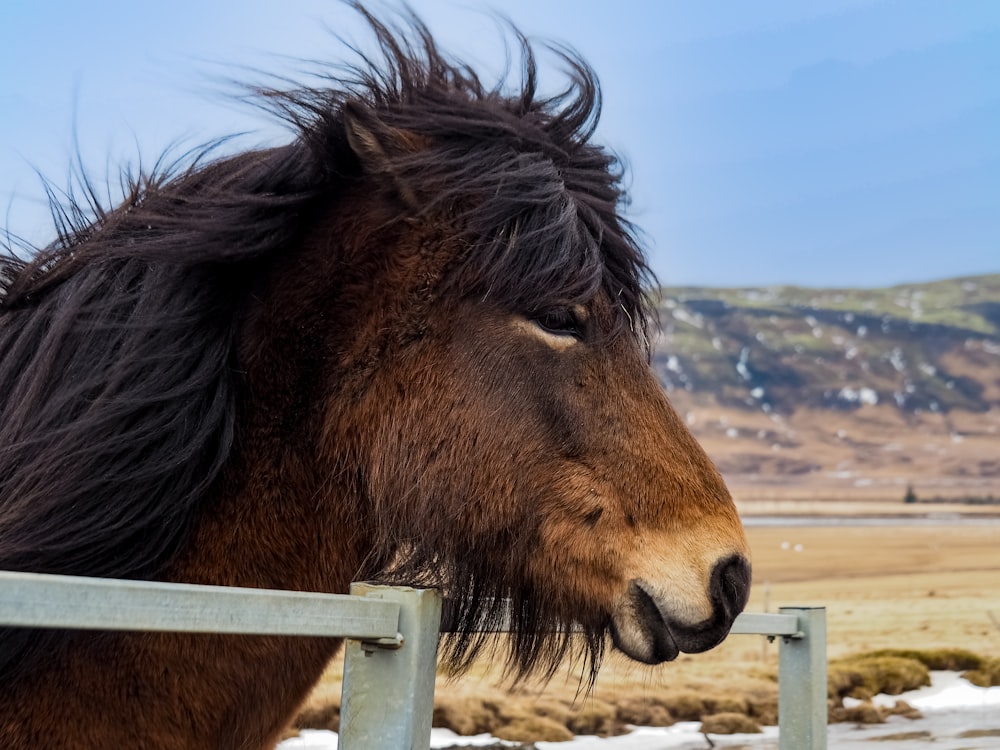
(292, 519, 1000, 741)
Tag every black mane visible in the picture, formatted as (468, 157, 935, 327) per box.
(0, 3, 652, 682)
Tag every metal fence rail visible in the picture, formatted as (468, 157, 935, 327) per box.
(0, 571, 826, 750)
(0, 570, 400, 640)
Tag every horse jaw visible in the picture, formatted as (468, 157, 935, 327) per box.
(609, 527, 751, 664)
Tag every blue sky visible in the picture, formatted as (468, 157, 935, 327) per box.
(1, 0, 997, 288)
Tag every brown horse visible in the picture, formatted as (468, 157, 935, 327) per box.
(0, 5, 749, 749)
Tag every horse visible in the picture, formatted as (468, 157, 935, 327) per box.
(0, 5, 750, 748)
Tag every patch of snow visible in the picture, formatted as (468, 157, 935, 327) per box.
(281, 730, 339, 748)
(874, 672, 1000, 712)
(735, 347, 752, 381)
(837, 387, 878, 405)
(725, 427, 739, 438)
(750, 387, 765, 399)
(539, 724, 778, 749)
(433, 730, 519, 747)
(743, 289, 775, 302)
(888, 348, 906, 372)
(672, 307, 703, 329)
(919, 362, 937, 376)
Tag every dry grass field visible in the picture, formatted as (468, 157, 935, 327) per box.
(292, 520, 1000, 741)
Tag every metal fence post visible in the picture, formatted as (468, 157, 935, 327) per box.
(339, 584, 442, 750)
(778, 606, 827, 750)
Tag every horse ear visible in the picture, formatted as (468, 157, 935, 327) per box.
(343, 107, 422, 210)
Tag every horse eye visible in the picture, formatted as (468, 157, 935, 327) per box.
(533, 309, 584, 339)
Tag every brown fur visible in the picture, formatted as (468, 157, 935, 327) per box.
(0, 5, 749, 748)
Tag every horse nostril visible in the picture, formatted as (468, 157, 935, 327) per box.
(710, 554, 751, 619)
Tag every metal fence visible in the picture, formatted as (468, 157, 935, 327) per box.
(0, 571, 826, 749)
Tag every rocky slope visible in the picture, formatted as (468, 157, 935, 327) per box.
(652, 274, 1000, 501)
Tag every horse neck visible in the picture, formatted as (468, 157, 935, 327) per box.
(169, 212, 375, 594)
(5, 366, 371, 749)
(125, 244, 374, 746)
(6, 190, 396, 750)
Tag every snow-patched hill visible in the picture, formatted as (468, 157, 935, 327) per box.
(651, 274, 1000, 501)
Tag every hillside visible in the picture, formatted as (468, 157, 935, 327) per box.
(652, 274, 1000, 502)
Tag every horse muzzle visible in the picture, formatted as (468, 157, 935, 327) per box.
(610, 554, 751, 664)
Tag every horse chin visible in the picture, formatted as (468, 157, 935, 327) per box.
(609, 580, 680, 664)
(611, 556, 750, 664)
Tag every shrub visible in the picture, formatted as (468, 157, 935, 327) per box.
(615, 697, 674, 727)
(964, 656, 1000, 687)
(828, 655, 930, 700)
(840, 648, 999, 691)
(518, 699, 564, 724)
(660, 691, 707, 721)
(564, 698, 620, 736)
(432, 696, 498, 736)
(705, 694, 750, 715)
(885, 700, 922, 719)
(700, 712, 762, 734)
(870, 730, 932, 740)
(745, 694, 779, 726)
(493, 715, 573, 742)
(293, 702, 339, 731)
(959, 729, 1000, 739)
(829, 702, 885, 724)
(865, 647, 984, 671)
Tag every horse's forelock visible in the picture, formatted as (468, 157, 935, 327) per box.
(255, 3, 654, 338)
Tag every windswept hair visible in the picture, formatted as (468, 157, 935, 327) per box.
(0, 2, 653, 683)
